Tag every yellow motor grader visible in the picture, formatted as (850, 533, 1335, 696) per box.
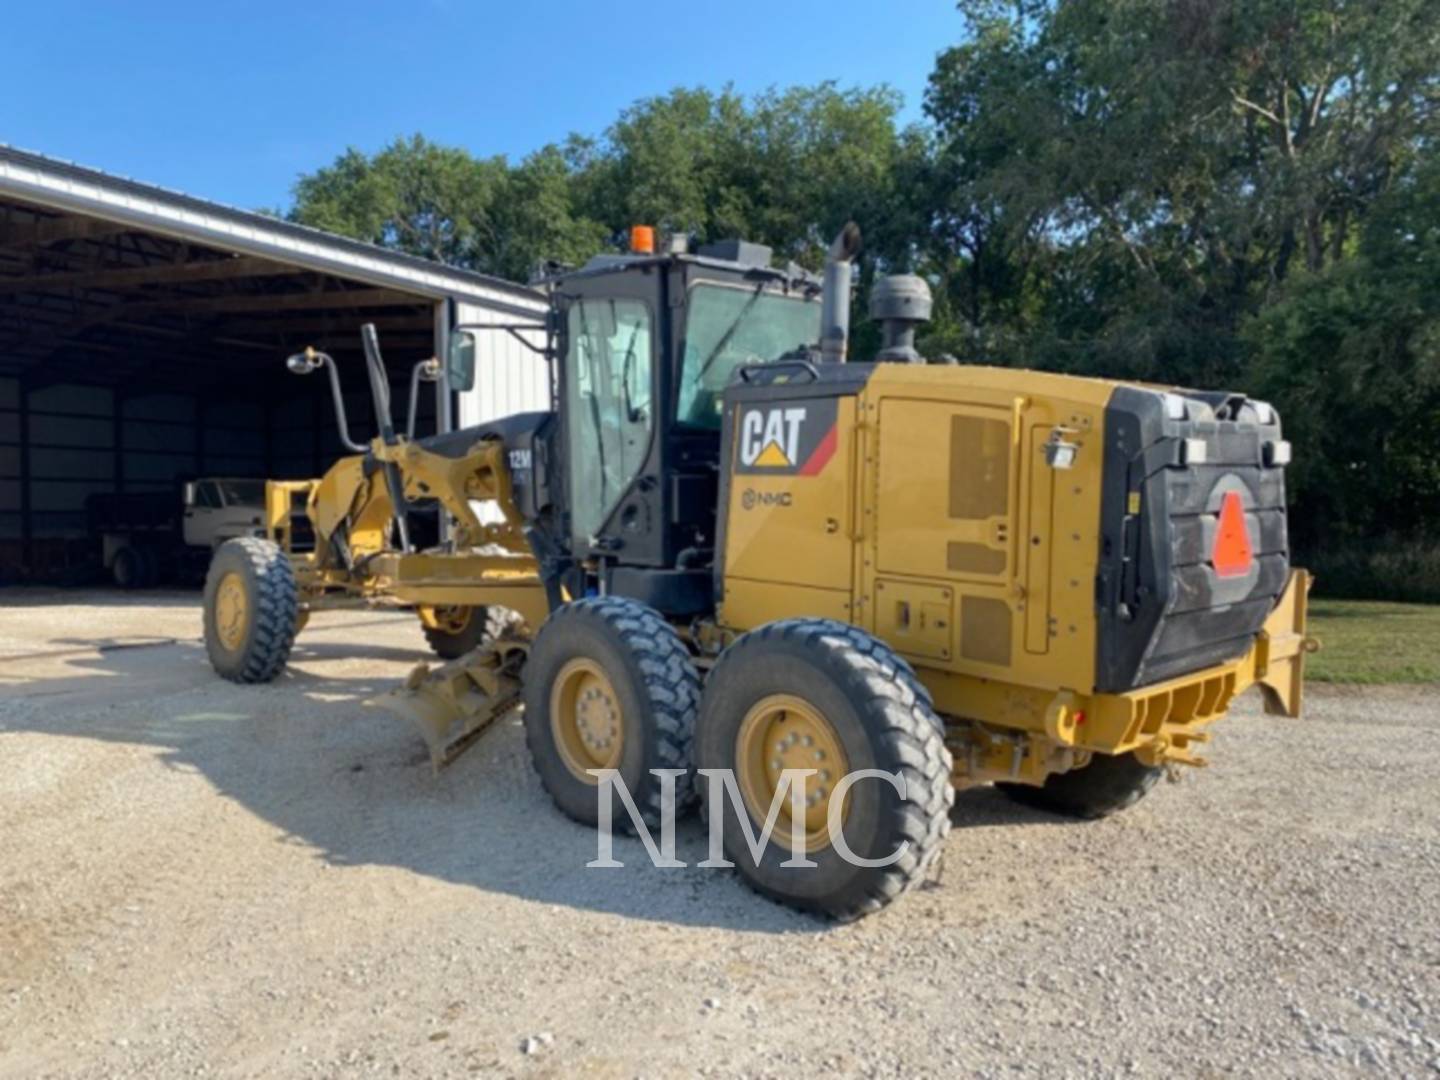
(203, 226, 1313, 920)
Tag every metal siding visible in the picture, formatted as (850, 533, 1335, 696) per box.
(454, 302, 549, 426)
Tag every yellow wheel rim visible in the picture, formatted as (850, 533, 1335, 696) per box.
(736, 694, 851, 853)
(432, 606, 472, 635)
(214, 571, 250, 652)
(550, 658, 624, 783)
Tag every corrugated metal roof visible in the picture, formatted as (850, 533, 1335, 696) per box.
(0, 143, 546, 316)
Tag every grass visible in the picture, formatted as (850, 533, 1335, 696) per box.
(1306, 598, 1440, 684)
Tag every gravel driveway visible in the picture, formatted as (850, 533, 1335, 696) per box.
(1, 589, 1436, 1078)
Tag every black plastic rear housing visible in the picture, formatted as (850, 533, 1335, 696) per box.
(1095, 386, 1290, 691)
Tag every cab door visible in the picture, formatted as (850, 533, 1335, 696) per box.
(182, 479, 223, 547)
(560, 290, 657, 555)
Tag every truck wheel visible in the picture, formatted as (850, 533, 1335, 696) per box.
(421, 605, 513, 660)
(203, 537, 298, 683)
(112, 546, 143, 589)
(521, 597, 699, 832)
(995, 752, 1161, 819)
(695, 619, 953, 921)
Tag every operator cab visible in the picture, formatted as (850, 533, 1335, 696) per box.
(534, 234, 823, 610)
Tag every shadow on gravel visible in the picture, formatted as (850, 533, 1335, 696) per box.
(2, 637, 828, 934)
(0, 586, 201, 608)
(948, 786, 1061, 829)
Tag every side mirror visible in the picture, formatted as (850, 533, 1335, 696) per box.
(446, 331, 477, 392)
(183, 481, 196, 507)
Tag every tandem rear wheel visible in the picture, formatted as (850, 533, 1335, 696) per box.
(995, 751, 1162, 819)
(521, 597, 701, 832)
(695, 619, 954, 921)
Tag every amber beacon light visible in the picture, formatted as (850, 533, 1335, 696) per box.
(629, 225, 656, 254)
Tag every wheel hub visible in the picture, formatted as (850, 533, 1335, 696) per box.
(736, 694, 850, 851)
(214, 571, 249, 651)
(433, 606, 472, 635)
(551, 658, 624, 782)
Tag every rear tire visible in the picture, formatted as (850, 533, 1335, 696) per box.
(521, 597, 699, 832)
(422, 605, 514, 660)
(203, 537, 298, 683)
(695, 619, 953, 921)
(995, 751, 1161, 819)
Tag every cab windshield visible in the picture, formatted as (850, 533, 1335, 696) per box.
(216, 480, 265, 506)
(676, 284, 820, 428)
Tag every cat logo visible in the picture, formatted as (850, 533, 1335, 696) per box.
(740, 407, 806, 468)
(733, 398, 839, 477)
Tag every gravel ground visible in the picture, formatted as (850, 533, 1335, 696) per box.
(0, 588, 1436, 1078)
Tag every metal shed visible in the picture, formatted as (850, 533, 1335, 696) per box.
(0, 144, 550, 583)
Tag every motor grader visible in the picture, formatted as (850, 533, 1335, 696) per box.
(202, 224, 1313, 920)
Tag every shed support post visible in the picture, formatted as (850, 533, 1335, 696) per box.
(113, 389, 125, 495)
(18, 376, 32, 580)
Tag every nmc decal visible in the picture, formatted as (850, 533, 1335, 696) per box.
(734, 398, 839, 477)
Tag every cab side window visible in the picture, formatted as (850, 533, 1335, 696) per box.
(564, 298, 654, 542)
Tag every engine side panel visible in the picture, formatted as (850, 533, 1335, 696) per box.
(858, 366, 1110, 697)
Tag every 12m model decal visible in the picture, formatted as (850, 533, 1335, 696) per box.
(733, 398, 839, 476)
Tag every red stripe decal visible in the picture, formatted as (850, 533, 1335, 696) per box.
(797, 424, 838, 477)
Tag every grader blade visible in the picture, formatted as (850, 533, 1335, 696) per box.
(371, 643, 527, 771)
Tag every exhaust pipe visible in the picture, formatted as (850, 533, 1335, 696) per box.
(819, 223, 862, 363)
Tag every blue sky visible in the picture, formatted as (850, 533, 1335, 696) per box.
(1, 1, 964, 212)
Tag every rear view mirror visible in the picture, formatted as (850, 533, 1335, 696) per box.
(447, 331, 477, 393)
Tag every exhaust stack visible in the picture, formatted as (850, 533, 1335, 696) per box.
(819, 223, 862, 363)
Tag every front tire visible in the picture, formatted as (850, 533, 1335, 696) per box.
(995, 751, 1161, 819)
(421, 605, 513, 660)
(695, 619, 953, 921)
(521, 598, 700, 832)
(203, 537, 298, 683)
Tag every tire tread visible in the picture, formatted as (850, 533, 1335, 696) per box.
(703, 618, 953, 921)
(524, 596, 700, 830)
(204, 537, 298, 684)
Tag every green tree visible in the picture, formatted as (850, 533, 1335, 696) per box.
(290, 134, 509, 268)
(1245, 154, 1440, 547)
(579, 83, 922, 271)
(489, 144, 608, 281)
(922, 0, 1440, 383)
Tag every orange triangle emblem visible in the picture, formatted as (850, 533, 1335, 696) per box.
(754, 441, 791, 467)
(1212, 491, 1253, 578)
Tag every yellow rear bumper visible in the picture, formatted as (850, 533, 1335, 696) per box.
(1082, 569, 1315, 765)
